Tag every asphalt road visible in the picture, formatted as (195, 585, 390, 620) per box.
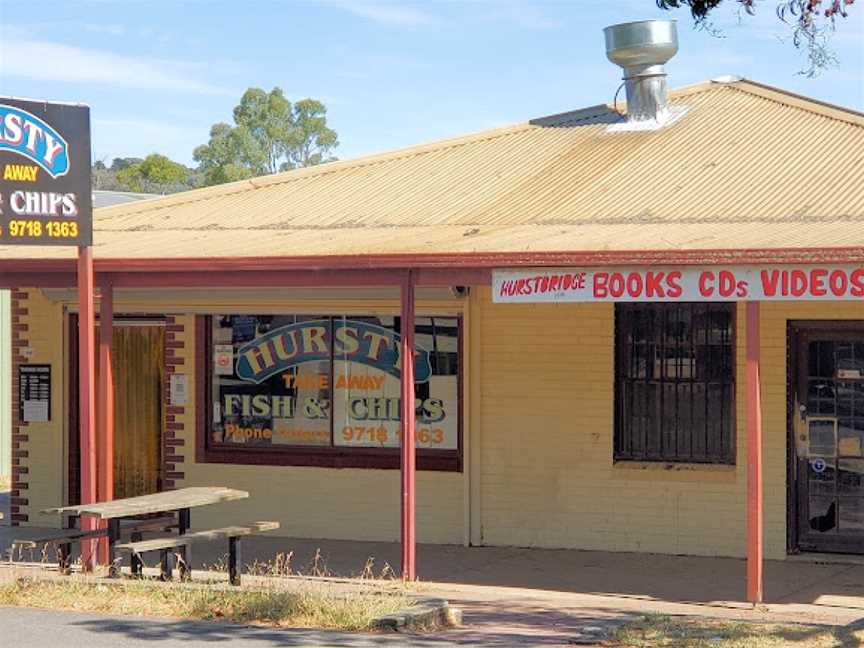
(0, 606, 534, 648)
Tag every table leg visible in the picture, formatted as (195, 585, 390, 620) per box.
(178, 508, 190, 535)
(107, 519, 120, 578)
(160, 549, 173, 581)
(59, 515, 77, 575)
(130, 532, 143, 577)
(57, 543, 71, 575)
(228, 537, 241, 586)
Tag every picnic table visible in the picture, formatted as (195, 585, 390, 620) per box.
(41, 486, 250, 576)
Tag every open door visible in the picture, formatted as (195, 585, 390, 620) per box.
(70, 317, 165, 503)
(790, 323, 864, 554)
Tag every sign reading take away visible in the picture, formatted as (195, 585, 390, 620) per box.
(0, 97, 92, 246)
(493, 265, 864, 303)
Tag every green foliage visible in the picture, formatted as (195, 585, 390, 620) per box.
(656, 1, 854, 76)
(112, 153, 189, 193)
(194, 87, 338, 187)
(109, 157, 143, 172)
(115, 154, 189, 192)
(92, 154, 197, 194)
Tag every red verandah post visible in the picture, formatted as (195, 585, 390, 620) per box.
(400, 270, 417, 581)
(77, 246, 97, 570)
(745, 300, 764, 604)
(96, 279, 115, 565)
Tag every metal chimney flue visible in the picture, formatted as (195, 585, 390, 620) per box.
(604, 20, 678, 124)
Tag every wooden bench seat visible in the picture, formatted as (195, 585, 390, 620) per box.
(115, 521, 279, 585)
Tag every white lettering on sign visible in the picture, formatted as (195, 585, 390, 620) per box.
(493, 265, 864, 303)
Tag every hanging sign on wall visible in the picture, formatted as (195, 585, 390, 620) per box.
(493, 265, 864, 303)
(0, 97, 92, 246)
(18, 364, 51, 422)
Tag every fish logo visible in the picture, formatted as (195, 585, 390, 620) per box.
(0, 104, 70, 178)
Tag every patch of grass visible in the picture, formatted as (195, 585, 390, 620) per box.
(0, 576, 412, 631)
(610, 614, 864, 648)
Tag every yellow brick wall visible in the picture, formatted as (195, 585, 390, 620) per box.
(474, 287, 757, 557)
(156, 313, 464, 545)
(14, 289, 67, 528)
(17, 285, 864, 559)
(473, 289, 864, 559)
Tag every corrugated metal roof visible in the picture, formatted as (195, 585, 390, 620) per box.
(4, 78, 863, 261)
(92, 190, 160, 209)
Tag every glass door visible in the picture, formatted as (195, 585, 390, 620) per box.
(793, 327, 864, 554)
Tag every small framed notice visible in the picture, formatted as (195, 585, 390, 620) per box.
(170, 373, 188, 407)
(19, 364, 51, 422)
(214, 344, 234, 375)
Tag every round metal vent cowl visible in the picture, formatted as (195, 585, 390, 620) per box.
(603, 20, 679, 123)
(604, 20, 678, 75)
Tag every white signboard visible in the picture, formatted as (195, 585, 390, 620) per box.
(493, 265, 864, 303)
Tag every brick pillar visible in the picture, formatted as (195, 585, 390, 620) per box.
(162, 316, 186, 490)
(9, 290, 30, 526)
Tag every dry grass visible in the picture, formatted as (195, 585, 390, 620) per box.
(0, 576, 412, 631)
(610, 614, 864, 648)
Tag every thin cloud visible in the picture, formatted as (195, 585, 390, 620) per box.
(0, 39, 233, 96)
(322, 1, 433, 26)
(481, 1, 564, 31)
(82, 23, 126, 36)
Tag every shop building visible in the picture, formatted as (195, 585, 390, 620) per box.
(3, 71, 863, 601)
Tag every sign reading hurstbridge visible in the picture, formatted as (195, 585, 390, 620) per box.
(493, 265, 864, 303)
(0, 97, 92, 246)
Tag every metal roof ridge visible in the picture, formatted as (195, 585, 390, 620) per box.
(720, 77, 864, 127)
(93, 77, 862, 221)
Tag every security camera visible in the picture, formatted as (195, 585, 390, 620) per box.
(450, 286, 470, 298)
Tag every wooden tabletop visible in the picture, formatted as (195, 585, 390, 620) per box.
(42, 486, 249, 519)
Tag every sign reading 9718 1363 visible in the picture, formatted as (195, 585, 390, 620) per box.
(0, 97, 92, 246)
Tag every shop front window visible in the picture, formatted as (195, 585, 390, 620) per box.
(614, 303, 736, 464)
(202, 314, 461, 470)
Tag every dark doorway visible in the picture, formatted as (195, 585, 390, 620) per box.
(68, 315, 165, 504)
(790, 322, 864, 554)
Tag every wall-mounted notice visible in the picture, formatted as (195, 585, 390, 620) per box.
(213, 344, 234, 375)
(170, 374, 188, 407)
(19, 364, 51, 422)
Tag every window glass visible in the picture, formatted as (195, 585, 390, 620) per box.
(615, 303, 735, 464)
(209, 314, 460, 454)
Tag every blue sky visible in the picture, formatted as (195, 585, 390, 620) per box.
(1, 1, 861, 167)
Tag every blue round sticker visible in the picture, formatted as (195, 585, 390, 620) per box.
(811, 458, 827, 474)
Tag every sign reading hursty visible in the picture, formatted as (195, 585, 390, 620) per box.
(0, 97, 92, 245)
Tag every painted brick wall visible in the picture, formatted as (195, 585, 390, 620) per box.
(162, 315, 188, 490)
(474, 286, 759, 558)
(11, 289, 66, 528)
(9, 290, 30, 525)
(16, 286, 863, 559)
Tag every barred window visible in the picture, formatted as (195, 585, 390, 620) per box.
(614, 303, 736, 464)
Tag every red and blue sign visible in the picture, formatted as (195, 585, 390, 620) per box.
(0, 104, 70, 178)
